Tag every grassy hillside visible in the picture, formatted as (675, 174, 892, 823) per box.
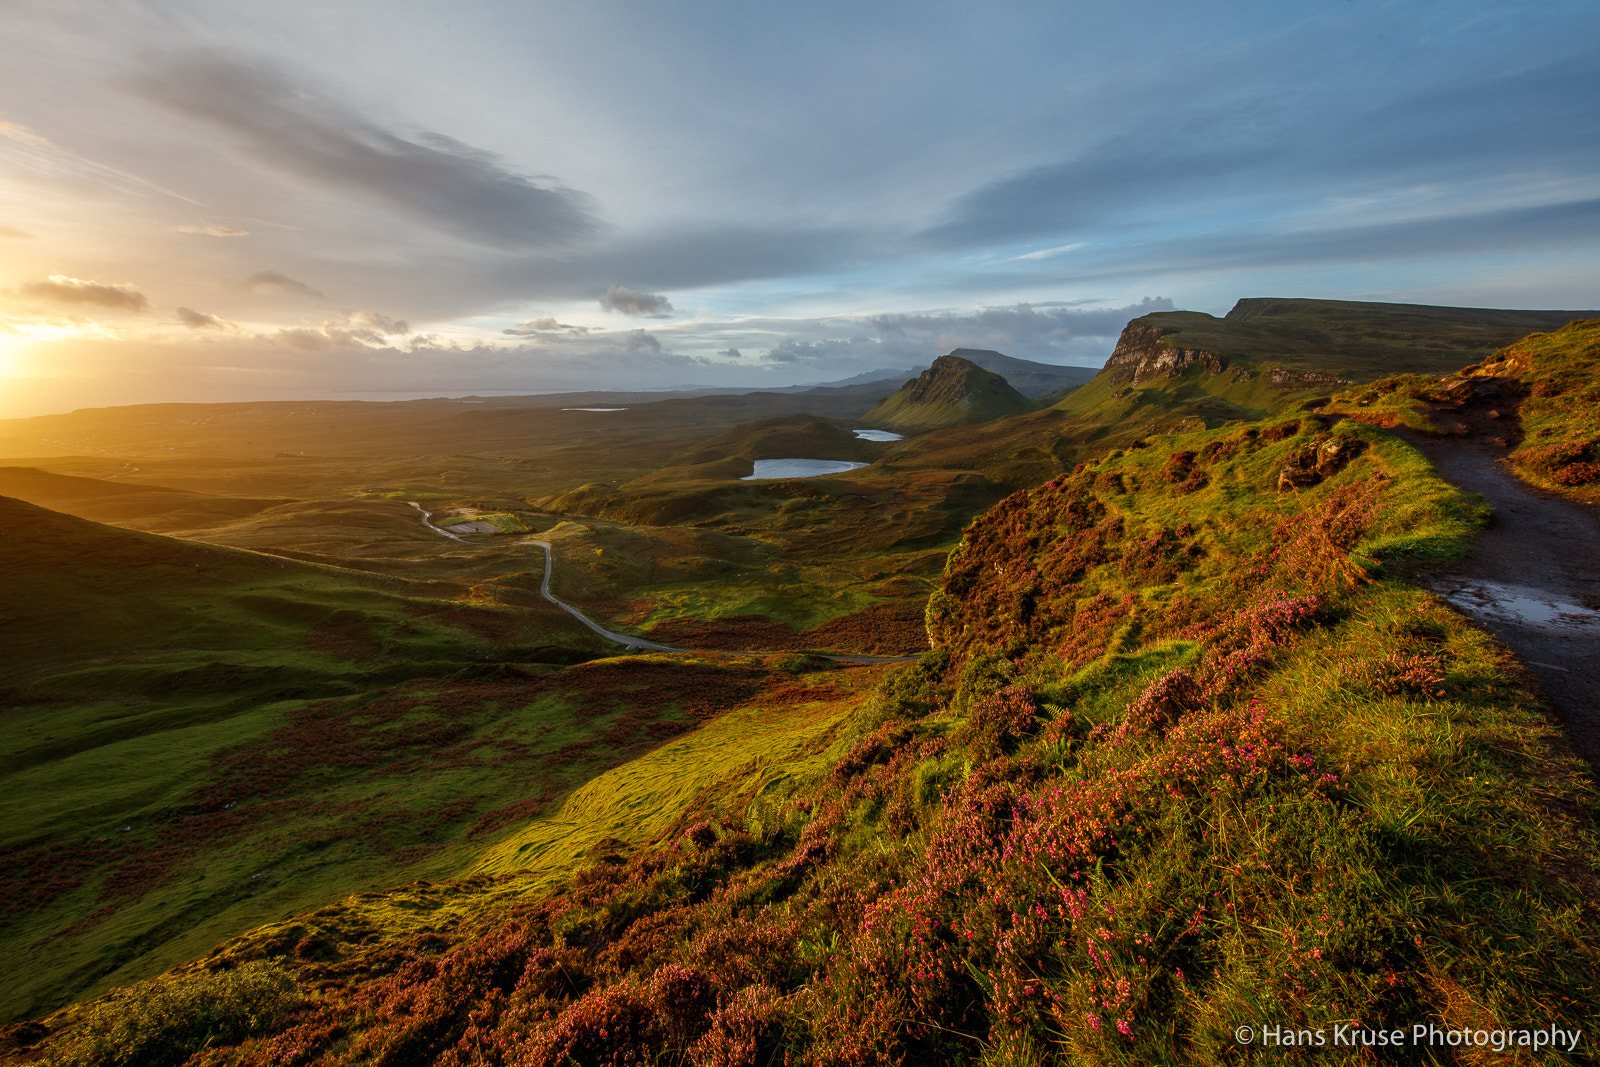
(865, 355, 1037, 432)
(1134, 298, 1597, 380)
(14, 409, 1598, 1066)
(944, 349, 1099, 398)
(680, 414, 886, 466)
(0, 496, 654, 1020)
(1480, 318, 1600, 503)
(1318, 316, 1600, 504)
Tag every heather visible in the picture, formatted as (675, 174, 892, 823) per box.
(1489, 317, 1600, 502)
(11, 415, 1597, 1066)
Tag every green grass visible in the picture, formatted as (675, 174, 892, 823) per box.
(470, 663, 875, 884)
(13, 405, 1600, 1066)
(1492, 317, 1600, 502)
(865, 355, 1037, 432)
(1139, 298, 1597, 380)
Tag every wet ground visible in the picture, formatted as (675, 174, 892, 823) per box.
(1388, 381, 1600, 770)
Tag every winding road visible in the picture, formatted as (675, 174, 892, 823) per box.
(407, 502, 914, 663)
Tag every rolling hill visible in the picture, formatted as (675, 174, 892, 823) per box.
(7, 302, 1600, 1066)
(864, 354, 1037, 432)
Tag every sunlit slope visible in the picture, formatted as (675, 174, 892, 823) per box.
(864, 355, 1036, 432)
(0, 495, 619, 1021)
(19, 411, 1600, 1066)
(1134, 297, 1598, 380)
(0, 466, 284, 532)
(0, 494, 595, 674)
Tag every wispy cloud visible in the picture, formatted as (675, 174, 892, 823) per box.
(245, 269, 323, 299)
(133, 55, 600, 250)
(175, 306, 229, 329)
(175, 223, 249, 237)
(18, 275, 149, 312)
(1011, 243, 1085, 261)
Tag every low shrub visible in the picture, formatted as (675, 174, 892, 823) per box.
(45, 962, 296, 1067)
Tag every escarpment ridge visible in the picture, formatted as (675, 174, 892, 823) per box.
(1102, 297, 1598, 387)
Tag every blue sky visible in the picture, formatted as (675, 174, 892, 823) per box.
(0, 0, 1596, 414)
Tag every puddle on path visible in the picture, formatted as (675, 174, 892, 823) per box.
(1438, 580, 1600, 628)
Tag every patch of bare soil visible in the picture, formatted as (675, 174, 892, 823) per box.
(1388, 380, 1600, 769)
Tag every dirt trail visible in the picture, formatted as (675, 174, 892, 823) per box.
(1388, 381, 1600, 769)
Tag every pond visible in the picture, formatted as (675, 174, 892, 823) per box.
(741, 459, 869, 480)
(853, 429, 903, 442)
(562, 407, 628, 412)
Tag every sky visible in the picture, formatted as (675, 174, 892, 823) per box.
(0, 0, 1597, 417)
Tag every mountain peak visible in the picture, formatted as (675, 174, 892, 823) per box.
(863, 355, 1036, 432)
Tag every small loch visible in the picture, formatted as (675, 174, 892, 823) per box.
(742, 459, 869, 480)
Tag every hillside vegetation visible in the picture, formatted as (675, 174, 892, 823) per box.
(1131, 298, 1597, 380)
(12, 402, 1598, 1065)
(1320, 316, 1600, 504)
(0, 495, 662, 1020)
(865, 355, 1037, 432)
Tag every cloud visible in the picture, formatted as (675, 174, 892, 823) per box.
(19, 274, 149, 312)
(599, 285, 674, 317)
(0, 119, 56, 149)
(0, 223, 33, 239)
(134, 55, 599, 250)
(624, 328, 662, 354)
(349, 310, 410, 335)
(274, 326, 337, 352)
(246, 269, 323, 298)
(175, 306, 228, 329)
(718, 347, 742, 359)
(175, 223, 249, 237)
(501, 316, 589, 338)
(924, 55, 1600, 252)
(869, 298, 1173, 350)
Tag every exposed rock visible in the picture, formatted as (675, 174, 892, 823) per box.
(1315, 436, 1365, 475)
(1103, 321, 1226, 385)
(1265, 367, 1353, 388)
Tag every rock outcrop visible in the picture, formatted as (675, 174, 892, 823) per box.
(1102, 321, 1227, 385)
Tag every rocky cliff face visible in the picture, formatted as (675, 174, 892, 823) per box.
(1102, 321, 1227, 385)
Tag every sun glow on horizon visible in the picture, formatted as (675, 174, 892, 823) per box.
(0, 333, 26, 377)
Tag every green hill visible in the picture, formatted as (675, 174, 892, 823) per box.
(0, 495, 630, 1021)
(1120, 297, 1598, 382)
(681, 414, 885, 466)
(865, 354, 1037, 432)
(944, 348, 1099, 398)
(16, 391, 1599, 1066)
(9, 307, 1600, 1066)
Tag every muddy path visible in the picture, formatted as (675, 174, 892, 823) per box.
(1387, 381, 1600, 769)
